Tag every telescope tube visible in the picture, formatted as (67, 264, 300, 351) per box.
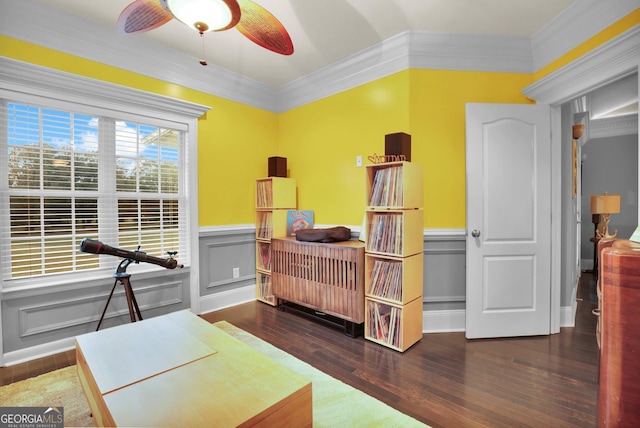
(79, 238, 183, 269)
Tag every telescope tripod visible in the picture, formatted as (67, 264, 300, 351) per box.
(96, 258, 143, 331)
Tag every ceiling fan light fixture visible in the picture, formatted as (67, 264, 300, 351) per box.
(165, 0, 240, 32)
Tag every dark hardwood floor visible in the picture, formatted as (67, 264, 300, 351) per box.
(1, 272, 600, 427)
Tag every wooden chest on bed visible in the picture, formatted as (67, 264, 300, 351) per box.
(271, 237, 365, 329)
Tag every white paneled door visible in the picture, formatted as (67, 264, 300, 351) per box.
(465, 103, 551, 339)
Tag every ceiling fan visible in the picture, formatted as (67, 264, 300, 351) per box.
(118, 0, 294, 64)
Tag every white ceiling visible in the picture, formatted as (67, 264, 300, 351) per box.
(37, 0, 575, 87)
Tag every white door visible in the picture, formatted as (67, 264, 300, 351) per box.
(465, 103, 551, 339)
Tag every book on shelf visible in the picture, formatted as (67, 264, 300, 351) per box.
(367, 213, 404, 254)
(368, 301, 401, 346)
(256, 180, 273, 207)
(358, 214, 367, 242)
(371, 303, 383, 340)
(369, 165, 404, 207)
(368, 259, 403, 301)
(391, 307, 400, 347)
(378, 305, 390, 341)
(286, 210, 314, 236)
(258, 242, 271, 270)
(257, 211, 273, 239)
(388, 307, 398, 346)
(258, 274, 271, 298)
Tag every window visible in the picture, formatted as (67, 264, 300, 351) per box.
(1, 102, 186, 282)
(114, 122, 182, 256)
(0, 58, 207, 290)
(6, 104, 100, 277)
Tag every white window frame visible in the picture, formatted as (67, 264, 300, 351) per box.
(0, 58, 208, 313)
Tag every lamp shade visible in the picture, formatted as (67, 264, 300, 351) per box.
(572, 124, 585, 140)
(165, 0, 241, 32)
(591, 193, 621, 214)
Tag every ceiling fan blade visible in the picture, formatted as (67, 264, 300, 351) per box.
(118, 0, 173, 35)
(235, 0, 294, 55)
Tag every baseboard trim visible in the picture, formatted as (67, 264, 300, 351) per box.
(560, 280, 579, 328)
(422, 309, 466, 333)
(198, 285, 256, 315)
(200, 289, 577, 334)
(581, 258, 595, 271)
(3, 337, 75, 367)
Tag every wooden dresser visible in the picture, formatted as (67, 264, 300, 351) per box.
(271, 237, 365, 336)
(597, 239, 640, 427)
(595, 238, 616, 349)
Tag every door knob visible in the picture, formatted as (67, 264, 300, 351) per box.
(471, 229, 481, 238)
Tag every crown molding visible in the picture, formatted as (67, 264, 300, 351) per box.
(276, 32, 412, 112)
(523, 27, 640, 106)
(589, 114, 638, 139)
(408, 32, 532, 73)
(530, 0, 640, 73)
(0, 0, 534, 114)
(0, 0, 277, 112)
(277, 31, 533, 112)
(2, 0, 638, 114)
(0, 57, 210, 122)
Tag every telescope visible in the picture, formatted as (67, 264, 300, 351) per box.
(80, 238, 183, 331)
(79, 238, 183, 269)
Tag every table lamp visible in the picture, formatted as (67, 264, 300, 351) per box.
(591, 192, 621, 239)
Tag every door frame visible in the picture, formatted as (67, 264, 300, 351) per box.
(523, 27, 640, 332)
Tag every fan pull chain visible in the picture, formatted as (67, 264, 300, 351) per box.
(199, 32, 208, 66)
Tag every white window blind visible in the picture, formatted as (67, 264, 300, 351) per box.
(1, 101, 188, 282)
(114, 122, 182, 259)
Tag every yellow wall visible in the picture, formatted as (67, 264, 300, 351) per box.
(279, 70, 534, 228)
(1, 8, 637, 229)
(409, 70, 534, 228)
(196, 98, 278, 225)
(0, 36, 278, 226)
(277, 10, 638, 229)
(278, 71, 411, 226)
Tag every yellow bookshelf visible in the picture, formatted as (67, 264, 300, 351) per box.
(365, 296, 423, 351)
(255, 177, 296, 305)
(365, 253, 422, 305)
(256, 177, 296, 209)
(365, 161, 423, 209)
(364, 210, 423, 257)
(256, 210, 290, 241)
(364, 161, 423, 351)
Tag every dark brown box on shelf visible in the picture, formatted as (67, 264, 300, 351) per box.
(385, 132, 411, 161)
(268, 156, 287, 177)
